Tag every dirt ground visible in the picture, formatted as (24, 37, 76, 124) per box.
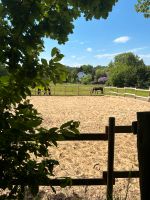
(30, 96, 149, 200)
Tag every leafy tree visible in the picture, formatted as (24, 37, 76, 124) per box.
(79, 65, 93, 74)
(108, 63, 130, 87)
(114, 52, 145, 67)
(135, 0, 150, 18)
(95, 67, 107, 81)
(80, 74, 92, 84)
(66, 67, 79, 83)
(108, 53, 149, 88)
(0, 0, 118, 198)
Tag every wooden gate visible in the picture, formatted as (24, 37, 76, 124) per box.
(5, 112, 150, 200)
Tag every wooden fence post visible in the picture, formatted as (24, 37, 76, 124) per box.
(137, 112, 150, 200)
(135, 87, 137, 99)
(116, 87, 118, 96)
(64, 85, 66, 96)
(54, 86, 55, 95)
(107, 117, 115, 200)
(124, 87, 126, 97)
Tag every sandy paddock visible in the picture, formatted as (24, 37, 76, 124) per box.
(30, 96, 149, 200)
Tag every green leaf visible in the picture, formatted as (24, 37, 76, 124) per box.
(60, 120, 73, 129)
(53, 54, 64, 62)
(41, 58, 48, 66)
(51, 47, 59, 57)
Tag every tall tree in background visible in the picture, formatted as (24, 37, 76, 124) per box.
(114, 52, 145, 67)
(108, 52, 149, 88)
(95, 67, 108, 81)
(66, 67, 79, 83)
(79, 65, 93, 74)
(0, 0, 118, 198)
(135, 0, 150, 18)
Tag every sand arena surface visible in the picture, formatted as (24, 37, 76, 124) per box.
(30, 96, 149, 200)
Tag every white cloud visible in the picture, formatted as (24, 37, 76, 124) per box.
(113, 36, 130, 43)
(86, 47, 92, 52)
(128, 47, 147, 53)
(139, 54, 150, 58)
(95, 51, 150, 65)
(95, 48, 146, 59)
(95, 53, 119, 59)
(95, 50, 147, 60)
(71, 55, 76, 58)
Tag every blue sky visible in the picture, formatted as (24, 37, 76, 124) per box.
(40, 0, 150, 67)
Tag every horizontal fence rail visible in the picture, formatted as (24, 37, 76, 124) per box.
(17, 133, 108, 141)
(103, 171, 139, 179)
(106, 125, 133, 133)
(56, 133, 108, 141)
(10, 171, 140, 187)
(10, 178, 107, 186)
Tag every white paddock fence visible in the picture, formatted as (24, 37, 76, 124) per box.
(104, 86, 150, 102)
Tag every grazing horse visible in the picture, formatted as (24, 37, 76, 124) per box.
(91, 86, 104, 94)
(44, 87, 51, 95)
(37, 88, 41, 95)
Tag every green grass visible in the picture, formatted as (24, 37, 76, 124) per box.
(31, 83, 104, 96)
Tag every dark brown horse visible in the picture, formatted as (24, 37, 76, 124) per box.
(37, 88, 41, 95)
(91, 86, 104, 94)
(44, 87, 51, 95)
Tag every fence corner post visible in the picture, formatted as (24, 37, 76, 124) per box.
(137, 112, 150, 200)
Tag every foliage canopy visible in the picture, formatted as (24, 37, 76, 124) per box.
(0, 0, 119, 198)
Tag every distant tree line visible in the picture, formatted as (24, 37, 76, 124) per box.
(1, 53, 150, 88)
(64, 52, 150, 88)
(64, 64, 108, 84)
